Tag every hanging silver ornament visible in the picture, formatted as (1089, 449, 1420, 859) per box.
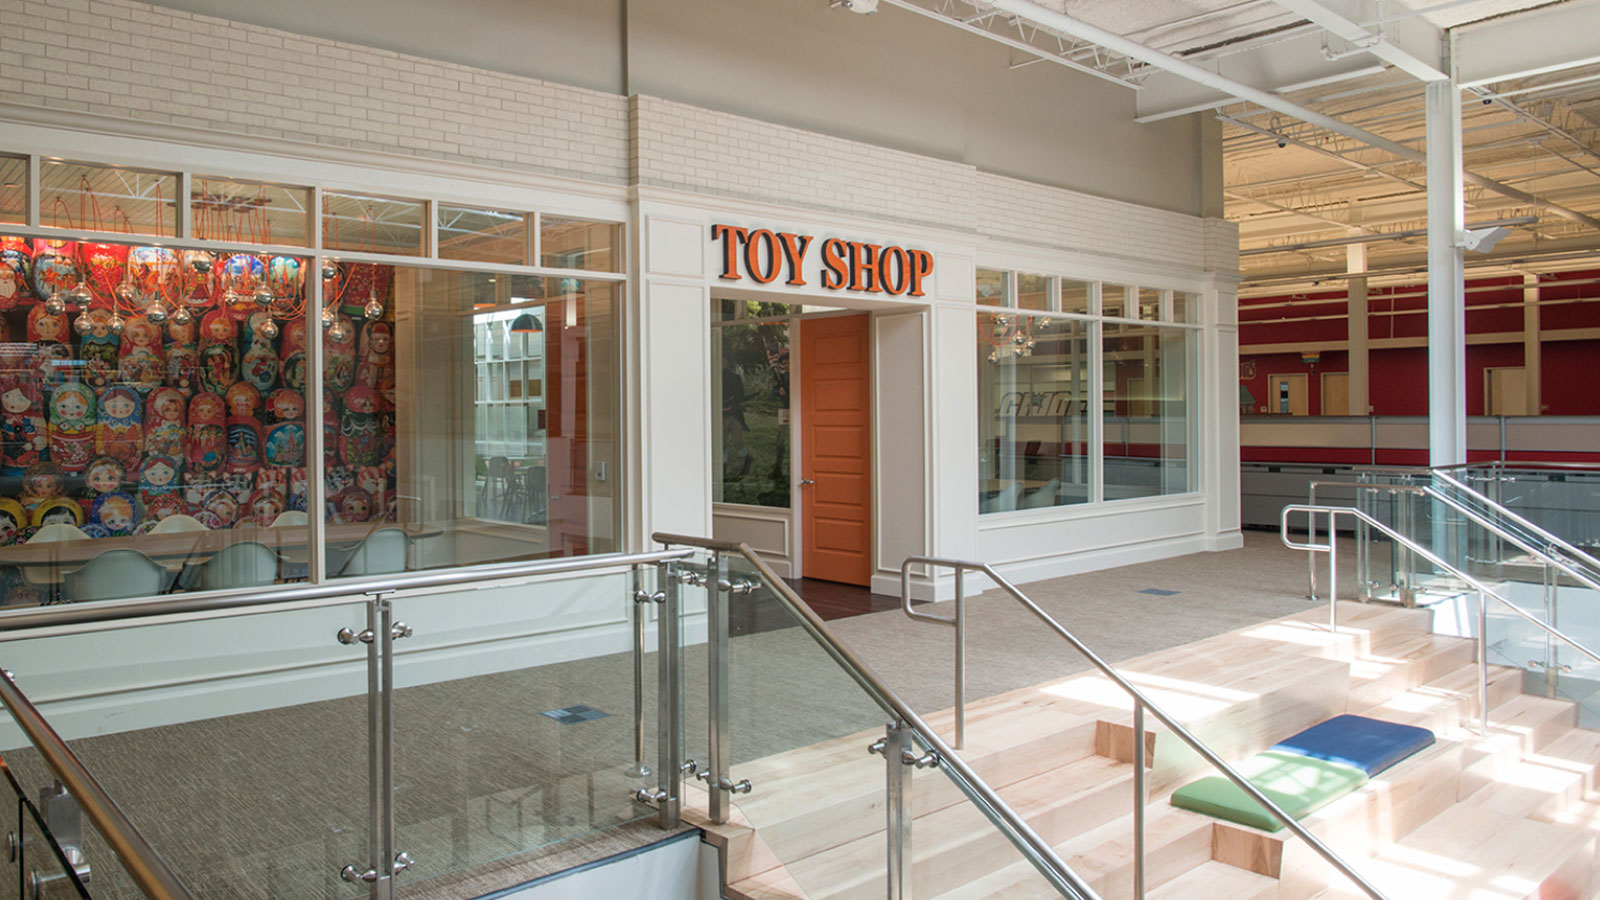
(108, 314, 126, 336)
(221, 288, 241, 308)
(73, 314, 93, 335)
(66, 283, 93, 307)
(320, 306, 336, 330)
(258, 318, 279, 340)
(114, 282, 138, 306)
(190, 256, 212, 275)
(321, 262, 337, 281)
(44, 293, 67, 316)
(363, 296, 384, 320)
(172, 307, 193, 327)
(328, 318, 351, 343)
(253, 285, 275, 308)
(146, 302, 168, 325)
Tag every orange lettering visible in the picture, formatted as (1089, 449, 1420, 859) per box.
(711, 224, 748, 281)
(906, 249, 934, 297)
(821, 238, 849, 290)
(880, 246, 909, 295)
(778, 232, 813, 286)
(745, 229, 781, 284)
(849, 242, 882, 293)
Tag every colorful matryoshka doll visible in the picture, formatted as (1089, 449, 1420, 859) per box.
(178, 250, 216, 311)
(30, 240, 78, 303)
(265, 388, 302, 423)
(199, 488, 238, 528)
(77, 242, 128, 308)
(186, 392, 227, 476)
(198, 310, 238, 395)
(88, 491, 138, 537)
(0, 377, 45, 475)
(96, 385, 143, 469)
(226, 418, 261, 475)
(165, 315, 200, 397)
(117, 315, 164, 386)
(324, 315, 357, 391)
(27, 305, 72, 385)
(241, 313, 280, 392)
(127, 246, 178, 313)
(76, 308, 119, 390)
(0, 237, 34, 310)
(279, 319, 307, 392)
(18, 461, 65, 521)
(340, 385, 382, 467)
(245, 489, 284, 527)
(138, 455, 185, 522)
(47, 383, 96, 473)
(287, 466, 308, 512)
(218, 254, 264, 321)
(263, 418, 305, 470)
(32, 497, 84, 530)
(0, 498, 25, 546)
(356, 321, 395, 398)
(334, 486, 373, 524)
(143, 386, 186, 459)
(82, 456, 126, 498)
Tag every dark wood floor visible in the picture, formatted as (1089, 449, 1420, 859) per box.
(726, 577, 904, 637)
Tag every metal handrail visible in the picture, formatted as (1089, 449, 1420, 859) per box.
(0, 548, 695, 634)
(898, 556, 1390, 900)
(652, 533, 1102, 900)
(1282, 504, 1600, 739)
(1430, 470, 1600, 579)
(0, 670, 194, 899)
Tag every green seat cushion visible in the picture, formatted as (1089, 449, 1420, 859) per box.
(1170, 751, 1368, 832)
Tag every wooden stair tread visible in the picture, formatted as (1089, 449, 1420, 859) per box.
(1147, 860, 1278, 900)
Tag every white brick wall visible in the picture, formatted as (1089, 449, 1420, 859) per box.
(0, 0, 1234, 275)
(0, 0, 631, 184)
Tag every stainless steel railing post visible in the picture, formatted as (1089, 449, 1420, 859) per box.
(1132, 701, 1146, 900)
(655, 559, 683, 829)
(1478, 589, 1490, 737)
(376, 597, 398, 900)
(1328, 510, 1339, 632)
(628, 565, 652, 779)
(954, 569, 966, 752)
(883, 721, 912, 900)
(366, 597, 383, 900)
(707, 552, 732, 826)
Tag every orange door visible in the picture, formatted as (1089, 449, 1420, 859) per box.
(799, 314, 872, 585)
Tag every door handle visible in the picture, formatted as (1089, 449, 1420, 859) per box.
(799, 478, 816, 486)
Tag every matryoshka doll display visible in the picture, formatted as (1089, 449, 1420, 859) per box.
(96, 385, 143, 469)
(0, 237, 33, 310)
(30, 240, 78, 304)
(339, 385, 382, 468)
(198, 310, 238, 395)
(47, 383, 96, 473)
(356, 321, 394, 399)
(0, 498, 24, 546)
(88, 491, 138, 538)
(245, 489, 284, 527)
(127, 246, 178, 312)
(138, 455, 185, 522)
(186, 392, 226, 477)
(240, 312, 280, 393)
(143, 386, 186, 459)
(224, 382, 262, 475)
(75, 308, 119, 389)
(178, 250, 217, 311)
(77, 242, 128, 308)
(27, 305, 72, 384)
(82, 456, 126, 498)
(18, 461, 66, 522)
(165, 315, 200, 397)
(0, 377, 45, 475)
(324, 314, 356, 391)
(117, 315, 164, 386)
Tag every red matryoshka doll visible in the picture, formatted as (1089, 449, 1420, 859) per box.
(126, 246, 178, 313)
(138, 454, 182, 506)
(186, 392, 227, 476)
(27, 305, 72, 384)
(30, 240, 78, 302)
(117, 315, 164, 386)
(265, 388, 303, 423)
(324, 314, 356, 391)
(334, 486, 373, 524)
(245, 489, 284, 527)
(287, 465, 308, 512)
(178, 250, 216, 311)
(241, 313, 280, 392)
(218, 254, 265, 321)
(323, 394, 340, 466)
(336, 262, 393, 319)
(75, 308, 120, 389)
(0, 237, 34, 310)
(82, 455, 127, 497)
(356, 321, 395, 397)
(200, 488, 238, 528)
(339, 385, 382, 467)
(77, 242, 128, 308)
(279, 319, 307, 392)
(198, 310, 238, 395)
(96, 385, 143, 469)
(0, 377, 45, 475)
(0, 498, 25, 546)
(224, 382, 261, 421)
(47, 383, 96, 473)
(144, 387, 186, 459)
(225, 417, 261, 474)
(165, 315, 199, 397)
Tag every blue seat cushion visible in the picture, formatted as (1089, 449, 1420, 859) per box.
(1270, 714, 1435, 776)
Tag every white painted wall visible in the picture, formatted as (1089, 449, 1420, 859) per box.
(492, 831, 719, 900)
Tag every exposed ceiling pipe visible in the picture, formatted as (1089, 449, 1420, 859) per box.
(1241, 215, 1538, 255)
(975, 0, 1600, 232)
(874, 0, 1139, 89)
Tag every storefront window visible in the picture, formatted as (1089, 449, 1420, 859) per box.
(1173, 291, 1198, 323)
(0, 157, 23, 225)
(1060, 280, 1091, 315)
(540, 217, 621, 273)
(439, 205, 527, 265)
(1103, 325, 1195, 499)
(40, 161, 178, 238)
(712, 304, 791, 509)
(1017, 273, 1051, 311)
(1138, 288, 1163, 321)
(191, 177, 311, 247)
(323, 191, 425, 256)
(978, 312, 1090, 513)
(976, 268, 1008, 307)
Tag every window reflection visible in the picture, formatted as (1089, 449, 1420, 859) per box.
(1103, 325, 1195, 499)
(978, 313, 1090, 513)
(713, 303, 790, 508)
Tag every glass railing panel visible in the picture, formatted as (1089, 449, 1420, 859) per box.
(0, 602, 372, 899)
(388, 562, 660, 894)
(0, 760, 90, 900)
(1482, 467, 1600, 555)
(22, 797, 91, 900)
(712, 552, 893, 900)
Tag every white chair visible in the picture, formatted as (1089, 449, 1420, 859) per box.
(273, 510, 313, 580)
(179, 541, 280, 591)
(65, 549, 175, 602)
(270, 510, 309, 527)
(150, 514, 208, 534)
(337, 528, 409, 577)
(22, 523, 91, 591)
(1019, 478, 1061, 510)
(979, 483, 1022, 514)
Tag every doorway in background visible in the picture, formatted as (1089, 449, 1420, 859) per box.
(798, 314, 873, 586)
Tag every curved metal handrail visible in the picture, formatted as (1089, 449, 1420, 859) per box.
(899, 555, 1390, 900)
(0, 671, 194, 899)
(653, 533, 1102, 900)
(1283, 503, 1600, 738)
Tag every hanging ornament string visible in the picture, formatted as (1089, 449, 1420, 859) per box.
(49, 196, 74, 231)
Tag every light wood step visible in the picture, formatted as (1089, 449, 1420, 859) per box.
(1147, 859, 1278, 900)
(1284, 806, 1596, 900)
(1344, 631, 1476, 711)
(1349, 659, 1523, 737)
(1464, 726, 1600, 821)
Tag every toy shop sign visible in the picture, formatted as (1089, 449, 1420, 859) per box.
(711, 225, 933, 297)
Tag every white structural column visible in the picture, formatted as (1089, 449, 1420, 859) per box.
(1346, 240, 1369, 416)
(1523, 274, 1542, 415)
(1425, 74, 1467, 466)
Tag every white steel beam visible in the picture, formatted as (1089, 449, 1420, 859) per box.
(1272, 0, 1446, 82)
(1455, 0, 1600, 88)
(1426, 75, 1466, 466)
(1134, 34, 1390, 122)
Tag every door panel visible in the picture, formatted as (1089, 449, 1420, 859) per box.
(800, 315, 872, 586)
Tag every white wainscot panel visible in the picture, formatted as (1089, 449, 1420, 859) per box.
(646, 281, 712, 538)
(712, 505, 791, 576)
(975, 500, 1208, 585)
(647, 216, 707, 279)
(936, 254, 973, 302)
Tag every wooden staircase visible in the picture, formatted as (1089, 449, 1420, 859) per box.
(686, 601, 1600, 900)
